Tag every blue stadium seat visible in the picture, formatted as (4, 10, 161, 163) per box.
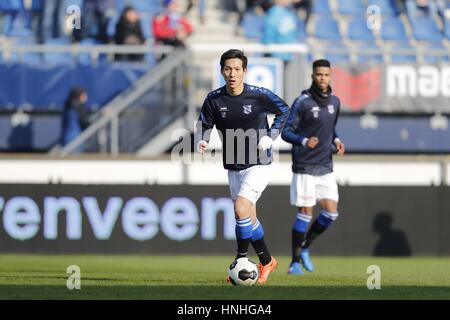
(241, 12, 264, 40)
(312, 0, 332, 15)
(347, 19, 375, 40)
(43, 38, 74, 65)
(445, 18, 450, 39)
(367, 0, 398, 17)
(337, 0, 366, 16)
(139, 13, 153, 39)
(380, 18, 408, 41)
(5, 10, 34, 37)
(323, 41, 350, 63)
(107, 15, 119, 40)
(77, 38, 108, 65)
(63, 0, 83, 8)
(411, 17, 444, 41)
(127, 0, 162, 15)
(114, 0, 126, 13)
(390, 41, 416, 63)
(421, 41, 449, 63)
(0, 0, 22, 12)
(12, 36, 42, 64)
(145, 53, 157, 67)
(297, 18, 307, 41)
(313, 18, 342, 40)
(30, 0, 44, 11)
(357, 41, 383, 63)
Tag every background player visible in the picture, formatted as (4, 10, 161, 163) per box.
(281, 59, 345, 275)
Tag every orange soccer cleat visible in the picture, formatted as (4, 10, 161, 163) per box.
(257, 256, 278, 284)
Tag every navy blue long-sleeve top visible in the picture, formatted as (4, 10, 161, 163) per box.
(197, 84, 289, 171)
(281, 89, 341, 175)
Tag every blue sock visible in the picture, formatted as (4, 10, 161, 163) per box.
(236, 217, 253, 239)
(251, 219, 264, 241)
(235, 217, 253, 257)
(293, 213, 312, 233)
(316, 210, 339, 227)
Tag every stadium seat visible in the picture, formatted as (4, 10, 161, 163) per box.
(322, 41, 350, 63)
(77, 38, 108, 65)
(4, 9, 35, 38)
(380, 18, 408, 41)
(107, 15, 119, 40)
(367, 0, 398, 17)
(411, 17, 444, 41)
(390, 41, 416, 63)
(241, 12, 264, 40)
(43, 38, 74, 65)
(297, 18, 307, 41)
(421, 41, 450, 63)
(145, 53, 157, 67)
(12, 36, 42, 64)
(357, 41, 383, 63)
(139, 13, 153, 39)
(311, 0, 332, 16)
(114, 0, 126, 13)
(337, 0, 366, 16)
(347, 19, 375, 40)
(127, 0, 162, 15)
(313, 18, 342, 40)
(0, 0, 22, 12)
(445, 18, 450, 39)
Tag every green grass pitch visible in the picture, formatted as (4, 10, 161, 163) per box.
(0, 255, 449, 300)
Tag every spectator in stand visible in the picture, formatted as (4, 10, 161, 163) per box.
(436, 0, 450, 24)
(262, 0, 298, 62)
(292, 0, 311, 26)
(60, 87, 90, 153)
(406, 0, 438, 19)
(36, 0, 65, 43)
(185, 0, 206, 25)
(114, 6, 145, 62)
(73, 0, 117, 44)
(234, 0, 273, 27)
(152, 0, 193, 49)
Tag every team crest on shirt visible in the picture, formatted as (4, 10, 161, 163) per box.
(328, 105, 335, 114)
(311, 106, 320, 118)
(220, 106, 228, 118)
(243, 105, 252, 115)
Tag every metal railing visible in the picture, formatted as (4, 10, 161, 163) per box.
(0, 43, 175, 64)
(47, 47, 193, 156)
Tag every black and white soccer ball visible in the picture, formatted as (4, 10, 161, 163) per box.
(227, 257, 259, 286)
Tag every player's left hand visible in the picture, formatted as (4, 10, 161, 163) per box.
(335, 140, 345, 155)
(257, 136, 273, 151)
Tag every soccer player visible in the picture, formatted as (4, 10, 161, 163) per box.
(196, 49, 289, 284)
(281, 59, 345, 275)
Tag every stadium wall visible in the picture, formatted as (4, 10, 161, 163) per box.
(0, 184, 449, 256)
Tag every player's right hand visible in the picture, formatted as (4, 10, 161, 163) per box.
(306, 137, 319, 149)
(196, 140, 208, 153)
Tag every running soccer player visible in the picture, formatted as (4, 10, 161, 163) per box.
(281, 59, 345, 275)
(196, 49, 289, 284)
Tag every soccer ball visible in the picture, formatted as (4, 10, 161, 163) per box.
(227, 257, 259, 286)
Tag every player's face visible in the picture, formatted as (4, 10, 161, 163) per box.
(222, 58, 246, 92)
(312, 67, 331, 92)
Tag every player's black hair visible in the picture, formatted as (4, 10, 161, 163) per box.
(220, 49, 248, 72)
(312, 59, 331, 70)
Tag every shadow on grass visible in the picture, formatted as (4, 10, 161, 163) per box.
(0, 285, 449, 300)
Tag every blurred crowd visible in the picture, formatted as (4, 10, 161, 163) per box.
(0, 0, 198, 61)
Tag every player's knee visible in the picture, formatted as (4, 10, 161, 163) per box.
(321, 199, 338, 213)
(234, 198, 252, 219)
(298, 207, 314, 215)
